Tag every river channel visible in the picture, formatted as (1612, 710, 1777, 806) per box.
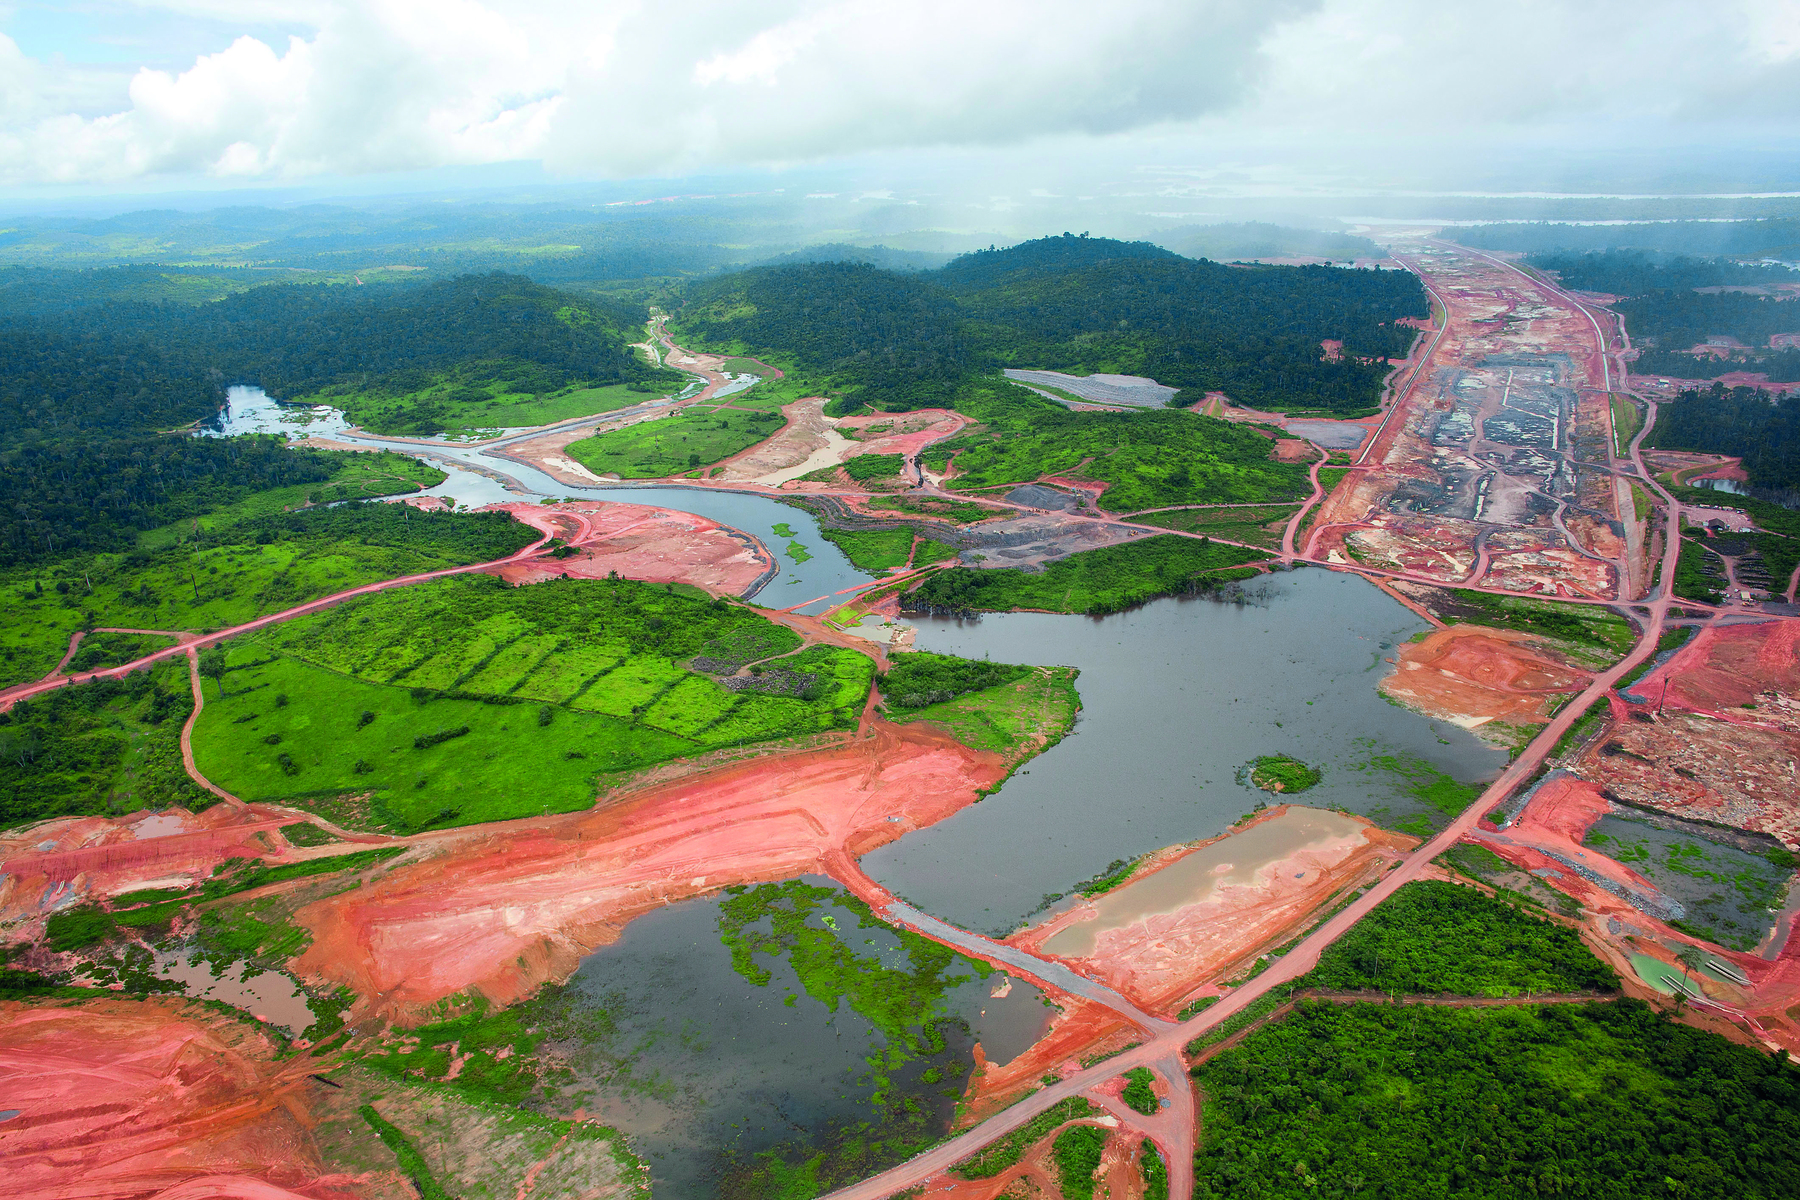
(862, 568, 1509, 935)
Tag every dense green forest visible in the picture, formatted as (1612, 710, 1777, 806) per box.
(1615, 289, 1800, 354)
(1528, 250, 1794, 296)
(0, 270, 665, 561)
(1191, 999, 1800, 1199)
(1648, 385, 1800, 490)
(906, 537, 1264, 615)
(674, 235, 1428, 414)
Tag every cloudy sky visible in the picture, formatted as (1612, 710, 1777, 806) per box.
(3, 0, 1799, 198)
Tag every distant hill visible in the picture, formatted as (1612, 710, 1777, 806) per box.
(1453, 220, 1800, 261)
(759, 243, 955, 272)
(1154, 222, 1381, 262)
(674, 234, 1427, 415)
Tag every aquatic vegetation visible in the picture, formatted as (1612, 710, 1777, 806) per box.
(1246, 754, 1322, 794)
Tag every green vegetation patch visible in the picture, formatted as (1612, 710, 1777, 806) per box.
(565, 405, 785, 478)
(718, 880, 990, 1107)
(907, 537, 1264, 616)
(0, 659, 208, 830)
(65, 632, 179, 673)
(817, 526, 916, 573)
(866, 495, 1003, 524)
(897, 665, 1079, 767)
(1440, 589, 1636, 660)
(191, 575, 874, 830)
(1131, 503, 1301, 549)
(1120, 1066, 1159, 1115)
(880, 651, 1031, 709)
(1585, 816, 1795, 952)
(1053, 1124, 1110, 1200)
(1299, 880, 1617, 996)
(1363, 752, 1484, 819)
(313, 373, 678, 439)
(1191, 998, 1800, 1199)
(952, 1096, 1098, 1179)
(841, 453, 909, 483)
(1675, 535, 1727, 605)
(1, 502, 536, 690)
(1246, 754, 1321, 794)
(361, 1105, 454, 1200)
(1138, 1141, 1169, 1200)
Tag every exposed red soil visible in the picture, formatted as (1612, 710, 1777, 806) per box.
(1272, 438, 1314, 462)
(1380, 626, 1589, 728)
(0, 809, 298, 934)
(836, 407, 968, 460)
(289, 720, 1006, 1023)
(0, 998, 354, 1200)
(957, 998, 1135, 1128)
(1005, 808, 1412, 1014)
(476, 500, 771, 594)
(1637, 619, 1800, 714)
(1320, 339, 1344, 362)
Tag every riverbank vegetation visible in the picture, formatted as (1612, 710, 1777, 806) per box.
(1434, 589, 1637, 663)
(879, 651, 1031, 709)
(189, 575, 874, 830)
(893, 665, 1079, 768)
(905, 537, 1264, 616)
(0, 503, 537, 689)
(1247, 755, 1321, 794)
(1191, 998, 1799, 1199)
(1299, 880, 1617, 996)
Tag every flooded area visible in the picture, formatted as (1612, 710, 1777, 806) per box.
(554, 878, 1048, 1199)
(864, 568, 1507, 934)
(1585, 814, 1791, 952)
(150, 951, 316, 1035)
(1041, 807, 1367, 957)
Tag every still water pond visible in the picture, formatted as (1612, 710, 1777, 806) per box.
(558, 878, 1048, 1199)
(863, 568, 1508, 935)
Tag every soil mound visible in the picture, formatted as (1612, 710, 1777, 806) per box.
(1381, 626, 1589, 729)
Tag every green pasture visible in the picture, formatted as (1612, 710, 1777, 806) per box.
(189, 575, 874, 829)
(305, 368, 685, 437)
(896, 666, 1079, 764)
(817, 527, 916, 572)
(564, 405, 786, 478)
(0, 505, 535, 690)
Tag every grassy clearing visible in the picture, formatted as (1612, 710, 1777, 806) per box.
(1130, 504, 1300, 549)
(0, 504, 536, 690)
(1191, 999, 1797, 1199)
(895, 665, 1079, 768)
(0, 658, 207, 830)
(907, 536, 1265, 615)
(817, 527, 916, 572)
(564, 405, 785, 477)
(66, 632, 179, 673)
(1610, 393, 1643, 456)
(1298, 880, 1617, 996)
(306, 368, 683, 437)
(190, 575, 874, 830)
(135, 452, 444, 551)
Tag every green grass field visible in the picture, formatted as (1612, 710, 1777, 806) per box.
(136, 451, 444, 551)
(564, 406, 786, 478)
(0, 505, 536, 690)
(817, 527, 916, 572)
(190, 575, 875, 830)
(907, 536, 1265, 615)
(897, 666, 1079, 766)
(1131, 503, 1300, 549)
(865, 495, 1003, 524)
(1440, 590, 1638, 665)
(1610, 393, 1642, 456)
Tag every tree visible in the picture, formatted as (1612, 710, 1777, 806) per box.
(196, 647, 228, 700)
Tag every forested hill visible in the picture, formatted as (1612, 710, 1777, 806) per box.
(1648, 385, 1800, 491)
(673, 234, 1428, 414)
(0, 271, 665, 563)
(1526, 250, 1794, 298)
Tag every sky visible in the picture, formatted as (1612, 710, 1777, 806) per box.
(3, 0, 1800, 203)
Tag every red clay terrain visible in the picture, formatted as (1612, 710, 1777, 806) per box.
(477, 500, 772, 594)
(289, 720, 1006, 1023)
(1006, 807, 1412, 1014)
(0, 998, 347, 1200)
(1380, 625, 1590, 732)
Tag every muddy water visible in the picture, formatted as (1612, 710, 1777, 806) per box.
(1041, 807, 1367, 957)
(560, 879, 1047, 1199)
(863, 568, 1507, 934)
(151, 951, 316, 1035)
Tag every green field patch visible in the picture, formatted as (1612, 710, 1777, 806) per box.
(1245, 754, 1321, 794)
(64, 631, 180, 674)
(896, 665, 1079, 768)
(1439, 589, 1637, 663)
(305, 362, 685, 437)
(880, 651, 1031, 709)
(951, 1097, 1098, 1179)
(906, 536, 1265, 615)
(0, 504, 535, 690)
(565, 406, 785, 478)
(865, 494, 1004, 524)
(817, 527, 916, 572)
(191, 575, 872, 829)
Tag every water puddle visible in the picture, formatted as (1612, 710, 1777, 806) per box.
(151, 951, 316, 1035)
(862, 568, 1506, 934)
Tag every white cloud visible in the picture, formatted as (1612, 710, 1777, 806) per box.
(0, 0, 1797, 188)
